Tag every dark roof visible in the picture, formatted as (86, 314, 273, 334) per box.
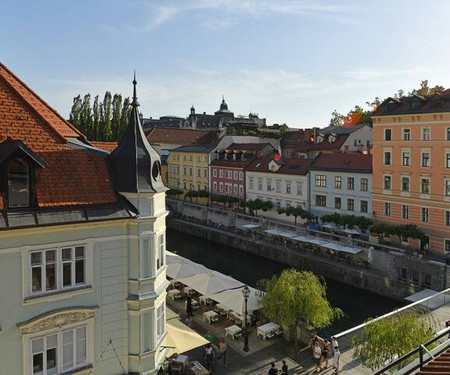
(211, 155, 256, 169)
(0, 138, 47, 168)
(225, 143, 270, 151)
(374, 89, 450, 116)
(309, 152, 372, 173)
(109, 77, 166, 194)
(294, 134, 349, 153)
(172, 145, 216, 153)
(245, 156, 313, 175)
(320, 123, 369, 135)
(146, 127, 220, 145)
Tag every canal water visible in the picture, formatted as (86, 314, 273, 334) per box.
(167, 229, 404, 336)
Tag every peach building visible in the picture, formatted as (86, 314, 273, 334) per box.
(372, 91, 450, 253)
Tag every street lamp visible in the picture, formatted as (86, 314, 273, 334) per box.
(242, 285, 250, 352)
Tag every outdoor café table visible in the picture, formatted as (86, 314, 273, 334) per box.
(185, 298, 200, 310)
(167, 289, 181, 301)
(257, 322, 280, 340)
(199, 295, 214, 306)
(225, 325, 242, 340)
(229, 311, 250, 325)
(203, 310, 219, 324)
(183, 286, 195, 296)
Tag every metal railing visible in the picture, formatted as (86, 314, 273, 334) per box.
(374, 326, 450, 374)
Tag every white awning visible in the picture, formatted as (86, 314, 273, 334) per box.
(208, 286, 263, 315)
(264, 229, 297, 238)
(177, 271, 244, 296)
(343, 228, 361, 235)
(242, 224, 260, 229)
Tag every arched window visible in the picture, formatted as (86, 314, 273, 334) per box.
(7, 158, 30, 208)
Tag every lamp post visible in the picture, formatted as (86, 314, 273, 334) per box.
(242, 285, 250, 352)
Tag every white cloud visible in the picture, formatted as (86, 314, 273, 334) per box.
(136, 0, 355, 31)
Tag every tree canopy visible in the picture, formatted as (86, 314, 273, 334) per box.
(329, 80, 446, 126)
(244, 199, 273, 216)
(69, 92, 132, 141)
(258, 269, 343, 351)
(352, 312, 435, 372)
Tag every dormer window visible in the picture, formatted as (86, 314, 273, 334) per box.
(8, 158, 30, 208)
(224, 153, 229, 161)
(316, 136, 323, 143)
(232, 153, 236, 161)
(0, 139, 47, 210)
(329, 135, 336, 143)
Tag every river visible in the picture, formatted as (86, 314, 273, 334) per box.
(167, 228, 403, 336)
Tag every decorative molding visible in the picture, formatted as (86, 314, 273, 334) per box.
(17, 306, 98, 335)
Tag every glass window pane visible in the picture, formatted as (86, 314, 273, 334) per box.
(46, 263, 56, 291)
(46, 348, 57, 374)
(31, 252, 42, 266)
(8, 158, 30, 208)
(32, 338, 44, 354)
(75, 259, 85, 284)
(63, 263, 72, 286)
(75, 246, 84, 259)
(33, 353, 44, 374)
(32, 267, 42, 292)
(45, 250, 56, 263)
(62, 248, 72, 261)
(76, 326, 87, 340)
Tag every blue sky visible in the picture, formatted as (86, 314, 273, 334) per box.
(1, 0, 450, 128)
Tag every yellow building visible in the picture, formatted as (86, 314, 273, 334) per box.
(167, 145, 216, 193)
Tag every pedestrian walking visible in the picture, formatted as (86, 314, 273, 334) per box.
(331, 336, 339, 352)
(332, 346, 341, 374)
(186, 296, 193, 317)
(204, 343, 215, 372)
(281, 359, 288, 374)
(268, 362, 278, 375)
(217, 337, 228, 366)
(313, 340, 322, 373)
(309, 332, 317, 354)
(321, 339, 331, 368)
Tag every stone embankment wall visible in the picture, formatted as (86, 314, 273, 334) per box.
(167, 199, 448, 301)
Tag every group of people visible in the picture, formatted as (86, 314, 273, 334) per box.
(267, 360, 289, 375)
(310, 333, 340, 374)
(203, 337, 228, 373)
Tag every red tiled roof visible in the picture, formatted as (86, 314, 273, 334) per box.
(310, 152, 372, 172)
(0, 62, 116, 210)
(145, 127, 220, 145)
(245, 156, 313, 175)
(90, 141, 118, 153)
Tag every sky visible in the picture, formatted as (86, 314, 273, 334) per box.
(1, 0, 450, 128)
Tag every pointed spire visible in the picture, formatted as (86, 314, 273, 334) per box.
(132, 71, 140, 107)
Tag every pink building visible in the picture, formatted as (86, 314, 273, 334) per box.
(210, 143, 275, 199)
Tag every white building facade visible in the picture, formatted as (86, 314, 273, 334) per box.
(0, 66, 168, 375)
(309, 153, 373, 218)
(245, 158, 312, 221)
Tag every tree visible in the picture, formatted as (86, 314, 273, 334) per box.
(409, 80, 445, 96)
(329, 110, 344, 127)
(166, 188, 183, 198)
(258, 269, 343, 352)
(120, 97, 132, 141)
(80, 94, 92, 139)
(278, 206, 313, 225)
(245, 199, 273, 217)
(352, 312, 435, 372)
(111, 94, 123, 141)
(92, 95, 100, 141)
(69, 95, 83, 131)
(100, 92, 113, 141)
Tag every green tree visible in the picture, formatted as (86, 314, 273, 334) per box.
(100, 92, 112, 141)
(80, 94, 92, 139)
(92, 95, 100, 141)
(258, 269, 343, 352)
(111, 94, 123, 141)
(120, 97, 132, 141)
(409, 80, 445, 96)
(329, 110, 344, 127)
(245, 199, 273, 217)
(69, 95, 83, 131)
(352, 312, 435, 372)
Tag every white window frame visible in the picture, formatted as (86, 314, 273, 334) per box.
(156, 301, 166, 343)
(28, 245, 88, 298)
(360, 200, 368, 213)
(239, 172, 243, 181)
(156, 233, 165, 271)
(402, 128, 411, 141)
(422, 127, 431, 141)
(421, 150, 430, 168)
(249, 177, 253, 190)
(25, 321, 92, 375)
(360, 178, 368, 192)
(286, 181, 291, 194)
(384, 202, 391, 216)
(219, 169, 223, 178)
(421, 207, 429, 222)
(402, 204, 409, 219)
(213, 181, 217, 191)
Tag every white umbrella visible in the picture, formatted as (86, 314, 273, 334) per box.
(177, 271, 244, 296)
(208, 286, 263, 315)
(165, 318, 209, 356)
(166, 258, 210, 280)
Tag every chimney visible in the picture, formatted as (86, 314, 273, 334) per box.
(344, 145, 349, 153)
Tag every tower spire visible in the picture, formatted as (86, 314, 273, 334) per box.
(132, 71, 140, 107)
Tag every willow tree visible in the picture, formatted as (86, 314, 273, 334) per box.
(258, 269, 343, 351)
(352, 312, 435, 372)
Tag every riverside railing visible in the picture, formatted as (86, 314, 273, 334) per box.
(334, 287, 450, 351)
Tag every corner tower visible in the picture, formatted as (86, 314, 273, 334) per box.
(110, 75, 169, 374)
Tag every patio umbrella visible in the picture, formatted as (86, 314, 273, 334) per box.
(177, 271, 244, 296)
(165, 317, 209, 356)
(208, 286, 263, 315)
(166, 258, 210, 280)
